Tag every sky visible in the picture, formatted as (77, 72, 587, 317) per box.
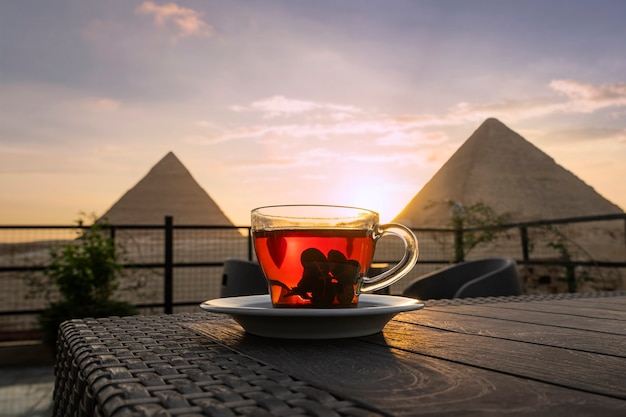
(1, 0, 625, 226)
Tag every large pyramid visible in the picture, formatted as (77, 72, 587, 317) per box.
(101, 152, 235, 226)
(394, 118, 623, 227)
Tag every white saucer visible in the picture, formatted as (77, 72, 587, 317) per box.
(199, 294, 424, 339)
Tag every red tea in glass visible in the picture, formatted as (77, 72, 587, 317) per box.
(254, 229, 375, 307)
(251, 205, 418, 308)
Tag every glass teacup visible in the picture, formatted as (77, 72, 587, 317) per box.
(251, 205, 418, 308)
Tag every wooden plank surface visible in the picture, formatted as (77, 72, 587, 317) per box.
(370, 318, 626, 398)
(397, 309, 624, 356)
(500, 298, 626, 314)
(467, 300, 626, 320)
(422, 303, 626, 335)
(187, 300, 626, 416)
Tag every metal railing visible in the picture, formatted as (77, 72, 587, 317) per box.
(1, 213, 624, 337)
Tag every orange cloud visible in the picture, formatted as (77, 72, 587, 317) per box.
(91, 98, 121, 111)
(136, 1, 213, 39)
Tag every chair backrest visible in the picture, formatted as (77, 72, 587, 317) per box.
(402, 258, 522, 300)
(221, 259, 268, 298)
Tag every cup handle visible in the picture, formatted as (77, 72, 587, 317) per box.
(359, 223, 419, 294)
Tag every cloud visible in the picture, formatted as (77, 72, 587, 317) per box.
(231, 96, 362, 119)
(251, 96, 320, 117)
(393, 80, 626, 124)
(186, 118, 436, 146)
(550, 80, 626, 113)
(188, 79, 626, 170)
(205, 96, 442, 148)
(91, 98, 121, 111)
(186, 125, 276, 145)
(376, 130, 447, 147)
(537, 127, 626, 144)
(457, 80, 626, 121)
(447, 97, 560, 122)
(136, 1, 213, 39)
(228, 145, 423, 174)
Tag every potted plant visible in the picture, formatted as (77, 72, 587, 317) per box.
(37, 216, 138, 348)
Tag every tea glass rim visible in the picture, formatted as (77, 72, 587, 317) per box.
(251, 204, 379, 218)
(251, 205, 381, 232)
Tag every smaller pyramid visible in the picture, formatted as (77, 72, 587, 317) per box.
(395, 118, 623, 227)
(101, 152, 234, 226)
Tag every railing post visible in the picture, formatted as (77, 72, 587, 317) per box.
(164, 216, 173, 314)
(247, 227, 253, 261)
(453, 219, 464, 263)
(451, 202, 465, 263)
(566, 264, 576, 293)
(520, 226, 529, 262)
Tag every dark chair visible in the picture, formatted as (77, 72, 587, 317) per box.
(402, 257, 522, 300)
(220, 259, 268, 298)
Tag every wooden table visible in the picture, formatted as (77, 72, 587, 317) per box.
(54, 292, 626, 416)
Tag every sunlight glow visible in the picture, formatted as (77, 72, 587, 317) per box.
(2, 1, 626, 226)
(329, 172, 409, 224)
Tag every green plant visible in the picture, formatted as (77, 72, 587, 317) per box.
(541, 224, 589, 293)
(428, 200, 511, 261)
(453, 201, 511, 257)
(37, 215, 138, 347)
